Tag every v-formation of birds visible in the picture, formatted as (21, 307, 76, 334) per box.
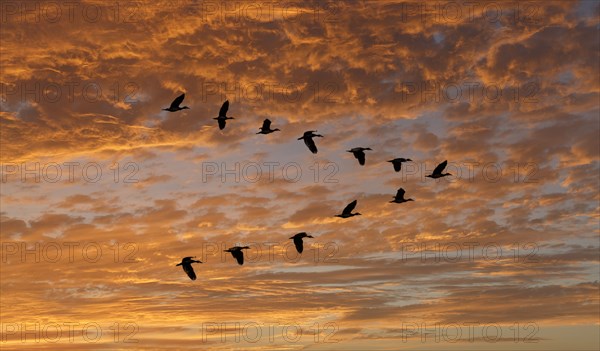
(165, 94, 452, 280)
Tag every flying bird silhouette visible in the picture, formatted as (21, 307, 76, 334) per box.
(175, 256, 202, 280)
(388, 158, 412, 172)
(257, 119, 280, 134)
(289, 232, 314, 253)
(335, 200, 361, 218)
(298, 131, 323, 154)
(347, 147, 372, 166)
(224, 246, 250, 265)
(213, 100, 235, 130)
(426, 160, 452, 179)
(390, 188, 414, 204)
(163, 93, 190, 112)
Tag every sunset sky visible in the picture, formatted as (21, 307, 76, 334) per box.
(1, 1, 599, 350)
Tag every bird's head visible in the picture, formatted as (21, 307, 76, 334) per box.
(425, 175, 433, 178)
(273, 128, 280, 131)
(443, 173, 452, 176)
(365, 147, 372, 150)
(355, 212, 362, 216)
(307, 235, 314, 238)
(387, 160, 394, 163)
(182, 106, 190, 109)
(407, 198, 415, 202)
(407, 158, 413, 161)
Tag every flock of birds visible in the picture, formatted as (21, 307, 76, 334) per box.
(165, 94, 452, 280)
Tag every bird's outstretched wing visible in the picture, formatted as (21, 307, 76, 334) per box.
(433, 160, 448, 175)
(218, 118, 226, 130)
(392, 161, 401, 172)
(219, 100, 229, 116)
(304, 138, 318, 154)
(182, 263, 196, 280)
(170, 94, 185, 109)
(293, 236, 304, 253)
(342, 200, 357, 215)
(355, 151, 366, 165)
(395, 188, 406, 200)
(262, 119, 271, 130)
(231, 250, 244, 265)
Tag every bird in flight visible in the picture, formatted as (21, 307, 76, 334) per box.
(257, 119, 280, 134)
(347, 147, 372, 166)
(213, 100, 235, 130)
(175, 256, 202, 280)
(335, 199, 361, 218)
(388, 158, 412, 172)
(163, 93, 190, 112)
(390, 188, 414, 204)
(298, 131, 323, 154)
(224, 246, 250, 265)
(426, 160, 452, 179)
(289, 232, 314, 254)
